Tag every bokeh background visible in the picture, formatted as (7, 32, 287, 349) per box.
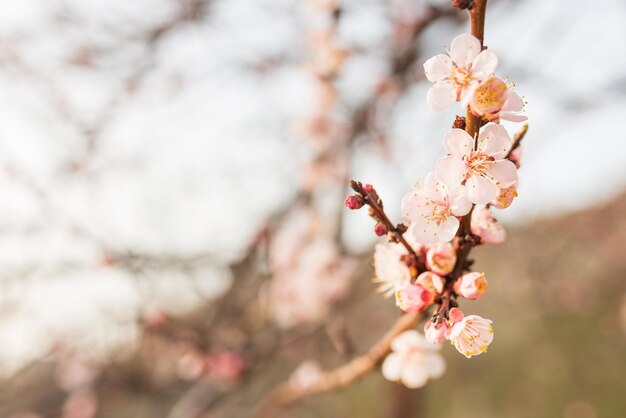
(0, 0, 625, 417)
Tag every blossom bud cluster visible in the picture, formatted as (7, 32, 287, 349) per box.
(347, 30, 528, 388)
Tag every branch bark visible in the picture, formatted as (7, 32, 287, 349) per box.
(254, 311, 421, 418)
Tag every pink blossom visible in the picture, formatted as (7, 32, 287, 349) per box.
(446, 310, 494, 358)
(382, 330, 446, 388)
(415, 271, 445, 295)
(424, 320, 450, 344)
(471, 206, 506, 244)
(290, 360, 323, 390)
(490, 185, 517, 209)
(373, 242, 412, 298)
(395, 283, 432, 312)
(426, 242, 457, 275)
(402, 171, 471, 243)
(455, 272, 488, 299)
(466, 76, 527, 122)
(423, 33, 498, 111)
(436, 125, 517, 204)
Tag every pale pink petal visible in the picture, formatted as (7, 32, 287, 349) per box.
(423, 171, 447, 202)
(459, 81, 479, 107)
(503, 90, 524, 112)
(423, 54, 453, 82)
(437, 217, 459, 242)
(443, 129, 473, 157)
(486, 160, 517, 188)
(466, 175, 499, 204)
(449, 33, 481, 68)
(391, 330, 422, 352)
(435, 156, 466, 187)
(401, 188, 427, 221)
(500, 113, 528, 122)
(401, 365, 429, 388)
(382, 353, 402, 381)
(478, 124, 511, 159)
(448, 186, 472, 216)
(427, 82, 456, 111)
(470, 49, 498, 79)
(411, 218, 440, 244)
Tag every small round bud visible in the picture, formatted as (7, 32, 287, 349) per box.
(451, 0, 471, 10)
(344, 195, 364, 210)
(364, 184, 374, 191)
(374, 222, 388, 236)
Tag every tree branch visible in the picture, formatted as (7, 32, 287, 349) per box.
(254, 311, 422, 418)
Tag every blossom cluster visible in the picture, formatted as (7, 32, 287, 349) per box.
(347, 32, 527, 388)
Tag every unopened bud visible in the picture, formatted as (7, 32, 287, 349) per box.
(451, 0, 471, 10)
(344, 195, 365, 210)
(374, 222, 388, 236)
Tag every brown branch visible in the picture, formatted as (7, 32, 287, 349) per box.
(254, 311, 421, 418)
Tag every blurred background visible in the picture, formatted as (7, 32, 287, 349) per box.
(0, 0, 624, 417)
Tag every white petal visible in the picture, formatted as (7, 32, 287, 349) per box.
(466, 175, 499, 204)
(448, 186, 472, 216)
(382, 353, 403, 381)
(423, 54, 452, 82)
(427, 83, 456, 111)
(501, 113, 528, 122)
(411, 218, 440, 244)
(486, 160, 517, 188)
(450, 33, 481, 68)
(423, 171, 447, 202)
(503, 90, 524, 112)
(471, 49, 498, 79)
(401, 364, 429, 388)
(478, 124, 511, 159)
(401, 188, 426, 221)
(435, 156, 466, 187)
(437, 217, 459, 242)
(392, 330, 423, 352)
(444, 129, 473, 157)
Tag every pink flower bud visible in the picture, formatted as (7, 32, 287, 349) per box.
(395, 284, 432, 312)
(490, 185, 517, 209)
(424, 320, 449, 344)
(374, 222, 389, 236)
(471, 207, 506, 244)
(450, 0, 471, 10)
(510, 145, 523, 168)
(344, 195, 365, 210)
(448, 307, 465, 325)
(416, 271, 445, 294)
(426, 242, 457, 275)
(455, 272, 488, 300)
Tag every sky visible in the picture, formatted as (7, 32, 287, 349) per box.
(0, 0, 624, 377)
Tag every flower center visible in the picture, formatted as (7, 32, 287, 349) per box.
(427, 200, 452, 225)
(464, 151, 495, 177)
(450, 65, 471, 88)
(472, 77, 506, 113)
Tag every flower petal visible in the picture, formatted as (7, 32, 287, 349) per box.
(382, 353, 403, 381)
(444, 129, 473, 157)
(423, 54, 452, 82)
(448, 186, 472, 216)
(450, 33, 481, 68)
(478, 124, 511, 159)
(466, 175, 498, 204)
(401, 187, 426, 221)
(437, 217, 459, 242)
(435, 156, 466, 187)
(427, 82, 456, 111)
(425, 353, 446, 379)
(503, 90, 524, 112)
(411, 218, 440, 244)
(500, 113, 528, 122)
(423, 171, 447, 202)
(486, 160, 517, 188)
(401, 365, 429, 388)
(471, 49, 498, 79)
